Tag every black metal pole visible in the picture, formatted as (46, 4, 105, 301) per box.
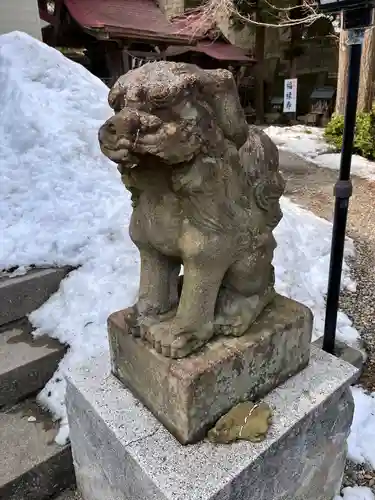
(322, 34, 363, 355)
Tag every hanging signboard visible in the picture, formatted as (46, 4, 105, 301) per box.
(283, 78, 298, 113)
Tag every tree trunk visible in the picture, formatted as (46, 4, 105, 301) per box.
(335, 24, 349, 115)
(105, 42, 125, 87)
(289, 25, 300, 79)
(254, 20, 266, 123)
(357, 27, 375, 112)
(288, 22, 302, 121)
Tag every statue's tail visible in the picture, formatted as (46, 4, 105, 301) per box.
(239, 126, 285, 229)
(238, 125, 280, 188)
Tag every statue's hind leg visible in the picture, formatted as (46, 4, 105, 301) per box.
(214, 250, 276, 337)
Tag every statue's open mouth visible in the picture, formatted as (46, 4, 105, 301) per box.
(99, 142, 135, 165)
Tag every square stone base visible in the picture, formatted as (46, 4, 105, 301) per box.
(108, 295, 313, 443)
(66, 347, 358, 500)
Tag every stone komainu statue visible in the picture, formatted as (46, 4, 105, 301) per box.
(99, 62, 285, 359)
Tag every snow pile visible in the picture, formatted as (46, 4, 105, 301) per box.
(348, 387, 375, 469)
(0, 32, 139, 443)
(335, 486, 375, 500)
(265, 125, 375, 181)
(275, 198, 358, 345)
(0, 31, 125, 269)
(0, 32, 359, 444)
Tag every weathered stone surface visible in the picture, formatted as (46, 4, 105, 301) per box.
(66, 346, 358, 500)
(0, 399, 74, 500)
(0, 318, 66, 407)
(313, 337, 364, 376)
(99, 62, 285, 358)
(109, 294, 312, 444)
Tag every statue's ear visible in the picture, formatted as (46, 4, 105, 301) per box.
(200, 69, 248, 148)
(108, 83, 126, 112)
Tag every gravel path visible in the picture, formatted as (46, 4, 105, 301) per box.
(279, 150, 375, 493)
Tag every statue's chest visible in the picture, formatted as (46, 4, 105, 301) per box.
(130, 192, 182, 254)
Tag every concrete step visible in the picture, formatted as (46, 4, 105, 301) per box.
(0, 318, 66, 407)
(0, 399, 75, 500)
(0, 267, 71, 326)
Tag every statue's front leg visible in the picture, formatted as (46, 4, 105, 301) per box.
(147, 256, 228, 357)
(125, 246, 180, 336)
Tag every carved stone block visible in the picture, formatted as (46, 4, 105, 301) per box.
(108, 294, 313, 444)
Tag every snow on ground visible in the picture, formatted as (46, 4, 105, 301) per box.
(265, 125, 375, 181)
(348, 387, 375, 469)
(317, 153, 375, 180)
(0, 32, 139, 443)
(335, 486, 375, 500)
(0, 32, 364, 447)
(275, 197, 358, 346)
(266, 125, 330, 158)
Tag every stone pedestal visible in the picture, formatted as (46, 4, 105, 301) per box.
(108, 295, 313, 443)
(66, 346, 358, 500)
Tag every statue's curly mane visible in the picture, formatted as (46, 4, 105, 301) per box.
(105, 62, 282, 235)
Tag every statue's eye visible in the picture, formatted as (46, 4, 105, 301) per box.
(107, 123, 116, 134)
(112, 96, 126, 113)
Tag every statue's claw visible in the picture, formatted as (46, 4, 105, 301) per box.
(146, 319, 214, 358)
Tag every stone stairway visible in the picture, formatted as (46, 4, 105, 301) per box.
(0, 268, 76, 500)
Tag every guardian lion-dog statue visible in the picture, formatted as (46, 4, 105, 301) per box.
(99, 62, 285, 359)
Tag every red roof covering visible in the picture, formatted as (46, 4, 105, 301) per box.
(196, 41, 253, 62)
(169, 9, 254, 63)
(171, 8, 219, 40)
(166, 41, 254, 63)
(39, 0, 253, 62)
(64, 0, 192, 43)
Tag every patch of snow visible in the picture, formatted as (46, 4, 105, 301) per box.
(0, 31, 122, 269)
(265, 125, 375, 181)
(348, 387, 375, 469)
(265, 125, 331, 158)
(8, 265, 29, 277)
(0, 33, 359, 444)
(275, 198, 357, 346)
(336, 486, 375, 500)
(317, 153, 375, 181)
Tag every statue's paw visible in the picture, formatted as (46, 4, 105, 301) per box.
(122, 306, 140, 336)
(215, 318, 248, 337)
(138, 308, 177, 341)
(214, 289, 276, 337)
(124, 301, 172, 338)
(147, 320, 214, 358)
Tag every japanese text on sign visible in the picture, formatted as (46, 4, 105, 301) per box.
(283, 78, 297, 113)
